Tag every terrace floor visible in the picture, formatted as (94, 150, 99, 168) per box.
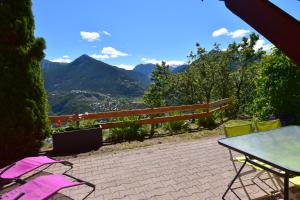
(43, 135, 285, 200)
(1, 135, 290, 200)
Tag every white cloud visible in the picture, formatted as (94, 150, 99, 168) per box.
(103, 31, 111, 36)
(115, 64, 135, 70)
(254, 39, 273, 51)
(212, 28, 229, 37)
(141, 58, 185, 66)
(166, 60, 186, 66)
(80, 31, 100, 42)
(101, 47, 128, 58)
(228, 29, 250, 38)
(90, 47, 129, 60)
(90, 54, 110, 60)
(212, 28, 250, 38)
(141, 58, 161, 64)
(50, 55, 72, 63)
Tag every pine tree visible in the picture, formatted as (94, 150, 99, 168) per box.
(0, 0, 50, 160)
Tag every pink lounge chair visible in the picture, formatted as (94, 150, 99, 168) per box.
(0, 156, 72, 183)
(1, 174, 95, 200)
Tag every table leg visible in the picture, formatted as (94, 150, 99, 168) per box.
(284, 175, 289, 200)
(222, 160, 247, 200)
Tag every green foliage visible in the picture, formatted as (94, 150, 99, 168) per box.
(108, 117, 146, 142)
(188, 43, 224, 103)
(164, 112, 188, 133)
(52, 119, 97, 133)
(168, 68, 200, 105)
(165, 120, 187, 133)
(212, 111, 224, 123)
(142, 33, 266, 121)
(198, 116, 216, 129)
(228, 33, 265, 116)
(0, 0, 50, 160)
(144, 62, 172, 107)
(253, 48, 300, 123)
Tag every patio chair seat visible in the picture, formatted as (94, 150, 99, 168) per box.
(0, 156, 71, 180)
(234, 156, 273, 171)
(1, 174, 83, 200)
(290, 176, 300, 186)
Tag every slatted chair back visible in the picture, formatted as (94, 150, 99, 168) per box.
(255, 119, 281, 132)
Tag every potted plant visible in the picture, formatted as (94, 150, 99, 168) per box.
(52, 119, 102, 155)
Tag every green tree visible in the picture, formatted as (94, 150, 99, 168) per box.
(188, 43, 222, 103)
(253, 48, 300, 123)
(228, 33, 264, 115)
(214, 49, 233, 99)
(167, 71, 200, 105)
(0, 0, 50, 160)
(144, 61, 172, 107)
(144, 62, 172, 136)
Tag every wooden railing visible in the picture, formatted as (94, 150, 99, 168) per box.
(49, 98, 232, 129)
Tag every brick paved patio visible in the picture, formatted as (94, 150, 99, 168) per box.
(1, 136, 279, 200)
(45, 135, 279, 200)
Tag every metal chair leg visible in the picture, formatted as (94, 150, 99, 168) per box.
(223, 160, 248, 200)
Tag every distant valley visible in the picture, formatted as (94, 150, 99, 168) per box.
(42, 55, 188, 115)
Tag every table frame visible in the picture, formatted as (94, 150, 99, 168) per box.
(219, 139, 297, 200)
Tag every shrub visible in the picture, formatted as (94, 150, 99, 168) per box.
(213, 111, 224, 123)
(253, 48, 300, 124)
(198, 115, 216, 129)
(165, 120, 187, 133)
(108, 117, 146, 142)
(52, 119, 97, 132)
(164, 112, 188, 133)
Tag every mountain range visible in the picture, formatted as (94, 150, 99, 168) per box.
(42, 55, 188, 96)
(41, 55, 188, 114)
(42, 55, 149, 97)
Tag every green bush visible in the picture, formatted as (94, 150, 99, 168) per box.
(108, 117, 146, 142)
(165, 120, 187, 133)
(164, 112, 188, 133)
(0, 0, 50, 160)
(52, 119, 97, 133)
(213, 111, 224, 123)
(253, 48, 300, 124)
(198, 115, 216, 129)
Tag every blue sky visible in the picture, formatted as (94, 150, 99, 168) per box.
(32, 0, 299, 70)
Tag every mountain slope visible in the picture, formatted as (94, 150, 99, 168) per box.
(133, 64, 156, 77)
(133, 63, 189, 77)
(172, 64, 189, 74)
(42, 55, 149, 97)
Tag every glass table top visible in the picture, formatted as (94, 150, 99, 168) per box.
(219, 125, 300, 175)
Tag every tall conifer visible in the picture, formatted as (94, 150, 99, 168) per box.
(0, 0, 49, 160)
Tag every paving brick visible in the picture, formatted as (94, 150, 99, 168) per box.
(42, 136, 277, 199)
